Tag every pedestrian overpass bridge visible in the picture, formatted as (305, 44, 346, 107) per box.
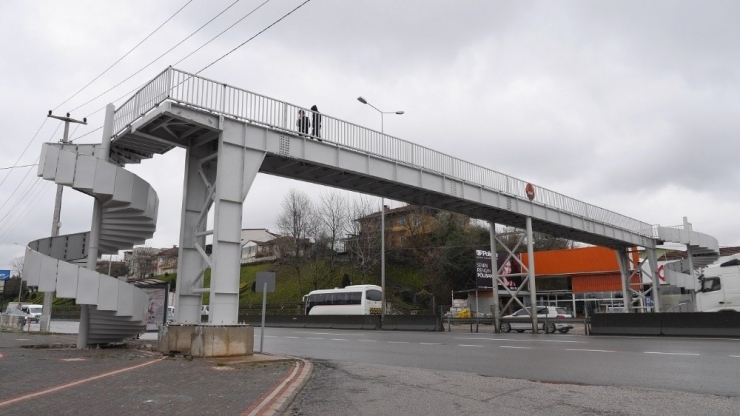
(23, 67, 719, 346)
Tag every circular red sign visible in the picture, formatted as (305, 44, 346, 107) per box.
(525, 183, 535, 201)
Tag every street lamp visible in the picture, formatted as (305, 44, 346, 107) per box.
(356, 96, 404, 322)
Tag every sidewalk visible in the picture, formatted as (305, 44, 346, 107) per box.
(0, 328, 311, 415)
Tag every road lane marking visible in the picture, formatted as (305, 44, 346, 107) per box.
(331, 339, 349, 341)
(731, 355, 740, 358)
(457, 337, 582, 344)
(284, 336, 299, 339)
(419, 342, 441, 345)
(306, 337, 324, 340)
(0, 358, 162, 409)
(358, 340, 377, 342)
(565, 349, 615, 353)
(387, 341, 409, 344)
(644, 352, 700, 356)
(458, 344, 483, 347)
(500, 346, 532, 349)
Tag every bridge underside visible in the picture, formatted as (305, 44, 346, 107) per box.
(259, 154, 639, 250)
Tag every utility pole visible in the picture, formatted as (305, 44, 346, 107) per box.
(40, 111, 86, 332)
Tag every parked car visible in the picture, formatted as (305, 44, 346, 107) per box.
(500, 306, 574, 334)
(22, 304, 43, 323)
(3, 309, 31, 327)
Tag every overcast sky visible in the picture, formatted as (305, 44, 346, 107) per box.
(1, 0, 739, 270)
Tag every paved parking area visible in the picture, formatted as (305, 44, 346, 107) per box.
(0, 330, 297, 415)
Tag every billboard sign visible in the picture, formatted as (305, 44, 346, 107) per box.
(139, 285, 168, 332)
(475, 250, 524, 290)
(0, 270, 10, 280)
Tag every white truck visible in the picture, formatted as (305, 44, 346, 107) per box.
(696, 254, 740, 312)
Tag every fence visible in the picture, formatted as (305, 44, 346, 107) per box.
(112, 67, 657, 239)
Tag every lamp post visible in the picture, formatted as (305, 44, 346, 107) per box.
(356, 96, 404, 322)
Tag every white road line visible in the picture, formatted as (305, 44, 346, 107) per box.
(387, 341, 409, 344)
(284, 336, 299, 339)
(306, 337, 324, 340)
(331, 339, 349, 341)
(265, 335, 277, 338)
(419, 342, 441, 345)
(731, 355, 740, 358)
(565, 349, 615, 353)
(358, 340, 377, 342)
(456, 337, 582, 344)
(644, 352, 700, 356)
(458, 344, 483, 347)
(500, 346, 532, 349)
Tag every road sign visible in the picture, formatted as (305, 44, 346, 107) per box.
(0, 270, 10, 280)
(525, 183, 535, 201)
(256, 272, 276, 293)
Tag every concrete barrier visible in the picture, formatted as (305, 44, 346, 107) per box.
(236, 315, 439, 330)
(590, 312, 740, 337)
(590, 313, 662, 335)
(382, 315, 440, 331)
(661, 312, 740, 337)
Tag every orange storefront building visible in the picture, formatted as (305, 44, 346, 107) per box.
(467, 246, 643, 317)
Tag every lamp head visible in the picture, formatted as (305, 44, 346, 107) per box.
(396, 111, 405, 115)
(357, 97, 367, 104)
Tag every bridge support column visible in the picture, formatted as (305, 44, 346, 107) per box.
(175, 146, 215, 324)
(615, 248, 633, 313)
(488, 221, 501, 333)
(209, 120, 265, 324)
(645, 247, 662, 312)
(525, 217, 538, 333)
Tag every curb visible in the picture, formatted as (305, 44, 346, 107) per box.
(243, 358, 313, 416)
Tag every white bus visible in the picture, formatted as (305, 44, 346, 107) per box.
(304, 285, 383, 315)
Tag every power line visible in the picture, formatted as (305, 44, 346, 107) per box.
(197, 0, 311, 75)
(0, 118, 47, 191)
(174, 0, 272, 68)
(0, 179, 50, 243)
(55, 0, 195, 111)
(0, 164, 38, 171)
(69, 0, 263, 114)
(0, 154, 43, 224)
(2, 1, 193, 198)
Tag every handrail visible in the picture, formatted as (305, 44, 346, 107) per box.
(112, 67, 657, 238)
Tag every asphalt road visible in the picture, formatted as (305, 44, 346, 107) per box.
(258, 327, 740, 398)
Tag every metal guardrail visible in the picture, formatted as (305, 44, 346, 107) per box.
(112, 67, 657, 238)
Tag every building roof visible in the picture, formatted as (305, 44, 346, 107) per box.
(356, 204, 438, 221)
(241, 228, 280, 245)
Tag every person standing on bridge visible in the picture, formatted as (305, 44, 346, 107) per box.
(297, 109, 310, 136)
(310, 105, 322, 141)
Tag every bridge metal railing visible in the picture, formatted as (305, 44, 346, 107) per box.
(113, 67, 657, 238)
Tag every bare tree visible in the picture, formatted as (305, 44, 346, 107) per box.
(275, 189, 318, 294)
(343, 196, 382, 285)
(304, 190, 350, 289)
(11, 256, 24, 277)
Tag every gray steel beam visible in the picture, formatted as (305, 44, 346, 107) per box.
(615, 248, 633, 313)
(646, 247, 662, 312)
(175, 145, 214, 324)
(209, 118, 265, 325)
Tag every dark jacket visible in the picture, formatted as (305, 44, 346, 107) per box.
(297, 112, 310, 134)
(310, 105, 322, 138)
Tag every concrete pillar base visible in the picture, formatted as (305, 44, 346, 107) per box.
(159, 324, 254, 357)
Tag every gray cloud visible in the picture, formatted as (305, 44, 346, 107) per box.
(2, 0, 739, 269)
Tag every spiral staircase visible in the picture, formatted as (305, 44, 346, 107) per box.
(22, 141, 158, 345)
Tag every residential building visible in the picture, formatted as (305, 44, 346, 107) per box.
(240, 228, 281, 264)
